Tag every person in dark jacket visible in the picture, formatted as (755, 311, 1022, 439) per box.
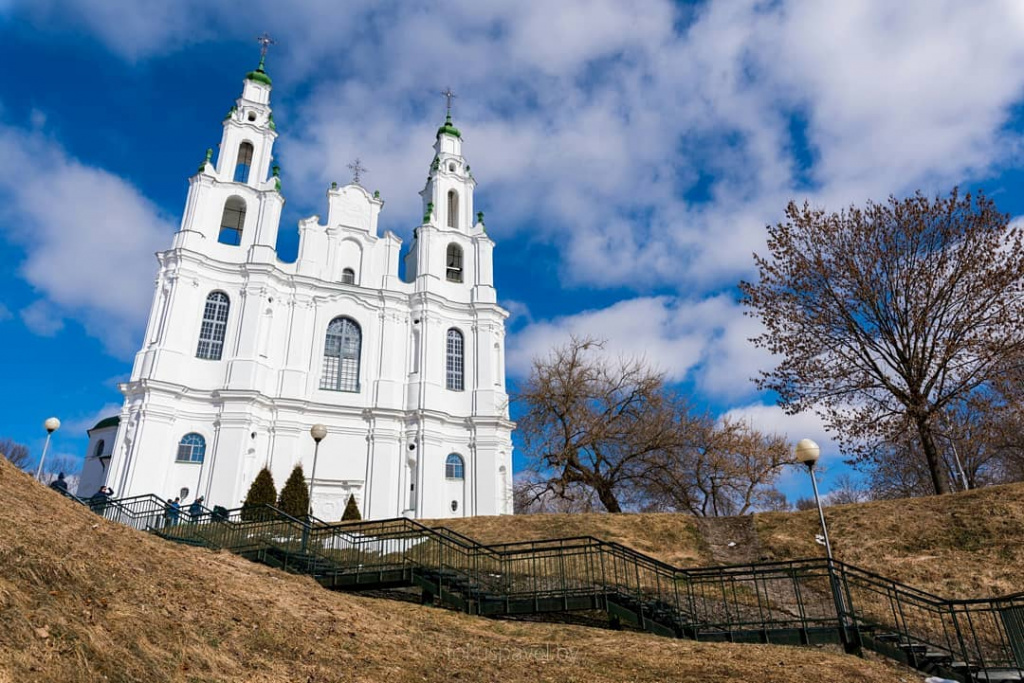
(49, 472, 69, 493)
(188, 496, 205, 520)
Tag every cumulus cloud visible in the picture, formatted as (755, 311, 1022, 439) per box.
(0, 125, 174, 356)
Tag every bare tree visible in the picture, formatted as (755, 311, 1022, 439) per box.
(741, 189, 1024, 494)
(516, 337, 682, 513)
(0, 438, 31, 470)
(641, 417, 790, 516)
(824, 472, 869, 506)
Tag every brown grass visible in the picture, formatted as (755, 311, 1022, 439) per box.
(433, 481, 1024, 599)
(0, 459, 908, 683)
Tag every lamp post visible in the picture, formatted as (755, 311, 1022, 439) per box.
(795, 438, 855, 650)
(795, 438, 832, 560)
(308, 424, 327, 518)
(35, 417, 61, 482)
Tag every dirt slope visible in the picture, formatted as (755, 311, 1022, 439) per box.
(436, 482, 1024, 598)
(0, 459, 906, 683)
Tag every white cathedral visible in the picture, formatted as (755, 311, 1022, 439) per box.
(80, 55, 515, 520)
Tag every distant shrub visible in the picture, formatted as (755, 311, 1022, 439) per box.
(277, 465, 310, 519)
(342, 494, 361, 521)
(242, 467, 277, 521)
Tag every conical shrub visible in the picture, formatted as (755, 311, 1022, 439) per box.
(277, 465, 310, 519)
(241, 467, 277, 521)
(342, 494, 361, 521)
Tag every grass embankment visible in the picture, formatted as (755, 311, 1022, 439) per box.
(0, 459, 906, 683)
(437, 482, 1024, 598)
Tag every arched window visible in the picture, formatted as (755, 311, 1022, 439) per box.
(446, 328, 464, 391)
(176, 433, 206, 463)
(445, 453, 464, 480)
(196, 291, 230, 360)
(218, 197, 246, 246)
(446, 243, 463, 283)
(320, 317, 361, 392)
(233, 142, 254, 183)
(94, 439, 105, 459)
(341, 268, 355, 285)
(447, 189, 459, 228)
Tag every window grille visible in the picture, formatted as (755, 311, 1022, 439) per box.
(342, 268, 355, 285)
(320, 317, 362, 392)
(446, 328, 464, 391)
(445, 453, 464, 479)
(446, 243, 463, 283)
(196, 291, 230, 360)
(176, 433, 206, 463)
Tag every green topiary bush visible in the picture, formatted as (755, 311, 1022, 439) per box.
(277, 465, 310, 519)
(342, 494, 361, 521)
(241, 467, 277, 521)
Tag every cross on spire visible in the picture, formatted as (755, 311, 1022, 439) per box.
(347, 158, 368, 185)
(441, 87, 457, 119)
(256, 32, 276, 67)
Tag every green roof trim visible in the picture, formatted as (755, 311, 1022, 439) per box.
(91, 416, 120, 431)
(267, 112, 276, 131)
(423, 201, 434, 223)
(436, 114, 461, 139)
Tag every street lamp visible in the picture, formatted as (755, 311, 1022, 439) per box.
(308, 424, 327, 517)
(35, 417, 61, 482)
(795, 438, 832, 560)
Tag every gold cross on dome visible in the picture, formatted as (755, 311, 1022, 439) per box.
(256, 32, 276, 60)
(440, 87, 457, 117)
(347, 158, 368, 184)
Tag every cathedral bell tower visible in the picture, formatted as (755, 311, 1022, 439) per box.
(405, 89, 495, 303)
(173, 34, 284, 265)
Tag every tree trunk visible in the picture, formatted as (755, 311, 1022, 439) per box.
(915, 417, 951, 495)
(594, 484, 622, 513)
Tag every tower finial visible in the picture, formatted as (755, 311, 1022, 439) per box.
(347, 158, 368, 185)
(256, 32, 276, 69)
(440, 87, 457, 121)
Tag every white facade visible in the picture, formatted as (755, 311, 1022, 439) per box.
(101, 62, 514, 520)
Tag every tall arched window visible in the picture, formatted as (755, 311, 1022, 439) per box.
(233, 142, 254, 183)
(341, 268, 355, 285)
(447, 189, 459, 228)
(94, 439, 105, 459)
(176, 433, 206, 463)
(446, 243, 463, 283)
(321, 317, 362, 392)
(218, 197, 246, 246)
(446, 328, 464, 391)
(196, 291, 230, 360)
(445, 453, 464, 480)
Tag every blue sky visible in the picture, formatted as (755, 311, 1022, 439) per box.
(3, 0, 1024, 502)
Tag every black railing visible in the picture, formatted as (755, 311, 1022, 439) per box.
(57, 487, 1023, 682)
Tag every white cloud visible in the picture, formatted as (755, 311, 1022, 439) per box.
(0, 126, 174, 356)
(63, 402, 123, 435)
(19, 300, 64, 336)
(0, 302, 12, 322)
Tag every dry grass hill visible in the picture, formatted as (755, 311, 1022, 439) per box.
(435, 481, 1024, 599)
(4, 457, 1015, 683)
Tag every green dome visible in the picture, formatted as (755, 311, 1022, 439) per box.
(246, 67, 272, 86)
(246, 55, 272, 86)
(91, 416, 120, 431)
(436, 114, 461, 139)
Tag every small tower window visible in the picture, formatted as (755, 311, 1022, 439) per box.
(447, 189, 459, 228)
(218, 197, 246, 245)
(445, 453, 464, 480)
(446, 328, 464, 391)
(247, 111, 257, 122)
(233, 142, 254, 183)
(196, 291, 230, 360)
(176, 433, 206, 463)
(94, 439, 105, 459)
(446, 243, 463, 283)
(342, 268, 355, 285)
(321, 317, 362, 392)
(448, 162, 456, 172)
